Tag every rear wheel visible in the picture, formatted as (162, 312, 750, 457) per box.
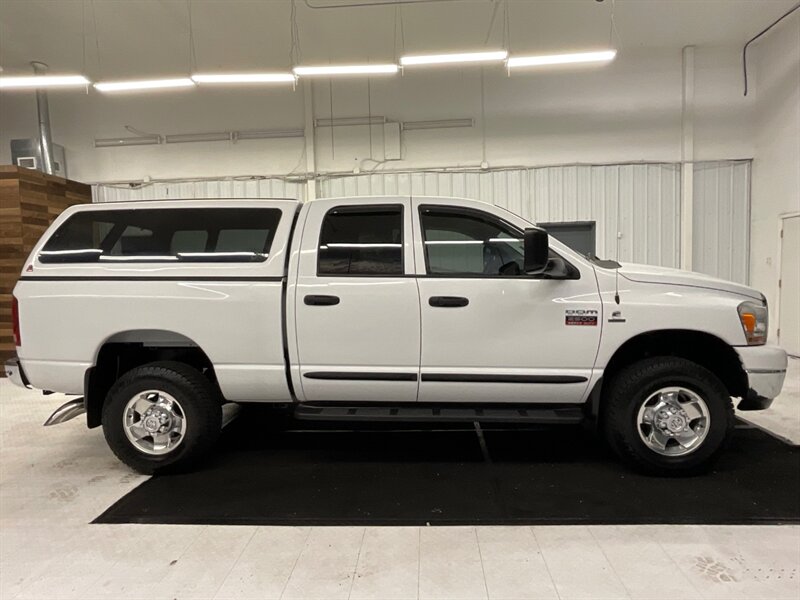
(102, 361, 222, 474)
(603, 357, 734, 475)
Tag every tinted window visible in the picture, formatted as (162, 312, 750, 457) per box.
(40, 208, 282, 263)
(420, 207, 524, 276)
(170, 230, 208, 253)
(318, 206, 403, 275)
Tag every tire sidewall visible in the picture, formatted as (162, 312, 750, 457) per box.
(610, 361, 732, 472)
(102, 367, 218, 473)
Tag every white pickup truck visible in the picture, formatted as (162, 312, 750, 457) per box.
(6, 197, 788, 475)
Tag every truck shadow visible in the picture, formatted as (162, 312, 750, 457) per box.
(94, 406, 800, 526)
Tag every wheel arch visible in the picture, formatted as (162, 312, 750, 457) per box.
(84, 329, 218, 429)
(590, 329, 748, 418)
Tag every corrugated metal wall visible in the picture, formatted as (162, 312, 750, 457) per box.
(92, 160, 750, 280)
(94, 178, 306, 203)
(319, 164, 682, 268)
(692, 161, 750, 284)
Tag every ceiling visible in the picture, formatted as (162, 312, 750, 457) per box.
(0, 0, 796, 79)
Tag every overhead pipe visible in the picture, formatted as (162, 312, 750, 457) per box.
(742, 2, 800, 95)
(31, 61, 56, 174)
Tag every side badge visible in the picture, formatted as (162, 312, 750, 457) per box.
(609, 310, 626, 323)
(565, 309, 598, 326)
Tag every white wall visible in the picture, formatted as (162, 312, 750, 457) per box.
(95, 160, 752, 284)
(0, 46, 754, 184)
(692, 160, 751, 284)
(749, 10, 800, 340)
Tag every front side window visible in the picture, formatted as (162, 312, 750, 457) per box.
(420, 207, 524, 276)
(40, 208, 281, 263)
(318, 205, 404, 276)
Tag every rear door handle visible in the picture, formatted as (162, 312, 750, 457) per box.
(429, 296, 469, 308)
(304, 294, 340, 306)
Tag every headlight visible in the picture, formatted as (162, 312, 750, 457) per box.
(738, 300, 768, 345)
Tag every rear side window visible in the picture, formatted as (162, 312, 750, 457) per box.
(318, 205, 404, 276)
(39, 208, 282, 263)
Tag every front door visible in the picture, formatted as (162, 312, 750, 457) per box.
(293, 197, 420, 402)
(413, 198, 602, 404)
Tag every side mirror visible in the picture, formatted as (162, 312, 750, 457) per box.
(523, 227, 549, 274)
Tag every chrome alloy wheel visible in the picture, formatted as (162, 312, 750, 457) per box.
(123, 390, 187, 456)
(636, 387, 711, 457)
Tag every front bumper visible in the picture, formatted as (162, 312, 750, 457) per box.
(735, 345, 788, 410)
(4, 358, 30, 389)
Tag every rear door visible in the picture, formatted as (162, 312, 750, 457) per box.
(292, 197, 421, 402)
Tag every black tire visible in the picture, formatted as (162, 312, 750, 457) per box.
(101, 361, 222, 474)
(602, 357, 734, 475)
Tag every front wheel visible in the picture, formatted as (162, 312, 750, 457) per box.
(602, 357, 734, 475)
(102, 361, 222, 474)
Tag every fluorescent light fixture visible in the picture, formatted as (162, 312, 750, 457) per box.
(400, 50, 507, 67)
(293, 64, 398, 76)
(0, 75, 90, 89)
(165, 132, 231, 144)
(95, 136, 161, 148)
(507, 50, 617, 69)
(94, 78, 195, 92)
(315, 116, 386, 127)
(402, 118, 473, 131)
(192, 73, 295, 84)
(236, 128, 305, 140)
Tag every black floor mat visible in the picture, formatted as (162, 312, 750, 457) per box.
(95, 409, 800, 526)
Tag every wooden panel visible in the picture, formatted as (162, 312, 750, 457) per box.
(0, 166, 92, 370)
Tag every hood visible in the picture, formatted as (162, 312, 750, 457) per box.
(614, 262, 763, 301)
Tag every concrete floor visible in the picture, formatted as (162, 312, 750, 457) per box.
(0, 359, 798, 600)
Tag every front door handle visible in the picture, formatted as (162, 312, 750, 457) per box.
(304, 294, 340, 306)
(429, 296, 469, 308)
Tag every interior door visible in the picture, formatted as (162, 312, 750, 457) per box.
(413, 198, 602, 404)
(779, 215, 800, 356)
(293, 197, 420, 402)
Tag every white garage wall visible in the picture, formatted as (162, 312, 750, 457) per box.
(692, 161, 751, 284)
(318, 163, 682, 267)
(749, 9, 800, 341)
(94, 177, 306, 203)
(94, 160, 752, 279)
(1, 45, 754, 184)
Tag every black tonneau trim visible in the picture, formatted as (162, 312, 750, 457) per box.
(421, 374, 588, 384)
(304, 372, 418, 381)
(19, 275, 284, 282)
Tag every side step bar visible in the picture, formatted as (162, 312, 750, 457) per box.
(294, 404, 584, 424)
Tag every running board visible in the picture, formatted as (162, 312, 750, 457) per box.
(294, 404, 585, 424)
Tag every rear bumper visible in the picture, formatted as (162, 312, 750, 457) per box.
(4, 358, 31, 389)
(735, 345, 788, 410)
